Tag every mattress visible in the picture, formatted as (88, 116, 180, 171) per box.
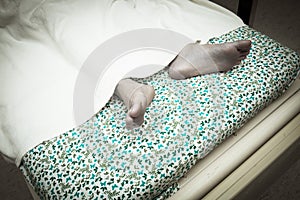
(0, 0, 243, 166)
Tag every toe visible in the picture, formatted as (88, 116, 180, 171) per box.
(240, 50, 250, 56)
(132, 116, 144, 128)
(239, 55, 247, 60)
(129, 103, 143, 118)
(125, 84, 154, 129)
(126, 113, 144, 129)
(236, 40, 251, 52)
(235, 60, 242, 65)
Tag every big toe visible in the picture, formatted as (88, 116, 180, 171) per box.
(128, 102, 144, 118)
(236, 40, 251, 52)
(126, 109, 145, 129)
(126, 115, 141, 130)
(126, 100, 146, 129)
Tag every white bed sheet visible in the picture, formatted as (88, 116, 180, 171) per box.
(0, 0, 243, 166)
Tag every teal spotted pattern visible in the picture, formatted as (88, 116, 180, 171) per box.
(20, 26, 300, 199)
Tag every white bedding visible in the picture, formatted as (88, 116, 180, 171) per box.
(0, 0, 243, 166)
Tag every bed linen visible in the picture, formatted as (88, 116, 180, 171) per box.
(20, 26, 300, 199)
(171, 79, 300, 199)
(0, 0, 243, 166)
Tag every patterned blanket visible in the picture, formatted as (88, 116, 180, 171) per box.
(20, 26, 300, 199)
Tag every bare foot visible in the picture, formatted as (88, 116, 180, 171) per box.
(168, 40, 251, 79)
(114, 79, 155, 129)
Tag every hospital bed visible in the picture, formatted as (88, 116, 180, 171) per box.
(0, 0, 299, 199)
